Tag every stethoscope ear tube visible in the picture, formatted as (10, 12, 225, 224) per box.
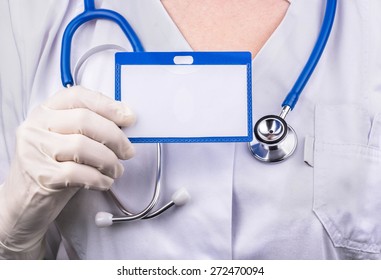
(95, 188, 191, 227)
(94, 143, 191, 227)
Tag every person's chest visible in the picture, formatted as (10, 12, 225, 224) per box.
(161, 0, 290, 58)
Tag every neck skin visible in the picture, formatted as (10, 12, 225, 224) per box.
(161, 0, 290, 58)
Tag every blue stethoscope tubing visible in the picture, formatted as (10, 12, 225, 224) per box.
(282, 0, 337, 110)
(60, 0, 144, 87)
(248, 0, 337, 163)
(60, 0, 190, 227)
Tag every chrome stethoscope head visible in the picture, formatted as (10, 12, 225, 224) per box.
(248, 106, 297, 163)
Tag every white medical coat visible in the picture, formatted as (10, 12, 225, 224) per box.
(1, 0, 381, 259)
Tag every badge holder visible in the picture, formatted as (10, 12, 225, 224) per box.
(115, 51, 252, 143)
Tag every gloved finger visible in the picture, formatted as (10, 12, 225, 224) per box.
(48, 161, 115, 191)
(33, 106, 135, 160)
(48, 133, 125, 179)
(44, 86, 136, 127)
(17, 125, 114, 192)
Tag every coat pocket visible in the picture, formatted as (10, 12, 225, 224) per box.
(313, 104, 381, 254)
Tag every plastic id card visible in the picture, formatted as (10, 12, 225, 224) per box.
(115, 52, 252, 143)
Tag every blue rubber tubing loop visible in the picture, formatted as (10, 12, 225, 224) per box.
(282, 0, 337, 110)
(60, 0, 144, 87)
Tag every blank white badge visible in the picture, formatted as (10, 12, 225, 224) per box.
(115, 52, 252, 143)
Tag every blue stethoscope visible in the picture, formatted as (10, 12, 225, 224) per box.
(60, 0, 337, 226)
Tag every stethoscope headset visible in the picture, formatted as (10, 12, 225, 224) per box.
(60, 0, 337, 227)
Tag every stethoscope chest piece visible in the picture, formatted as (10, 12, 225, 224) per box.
(248, 114, 297, 163)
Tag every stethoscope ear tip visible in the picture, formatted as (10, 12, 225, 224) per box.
(171, 188, 191, 206)
(95, 212, 114, 227)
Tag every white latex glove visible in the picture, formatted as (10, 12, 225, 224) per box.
(0, 86, 135, 259)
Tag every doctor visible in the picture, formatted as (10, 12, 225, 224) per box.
(1, 0, 381, 259)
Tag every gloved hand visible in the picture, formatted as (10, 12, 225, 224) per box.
(0, 86, 135, 259)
